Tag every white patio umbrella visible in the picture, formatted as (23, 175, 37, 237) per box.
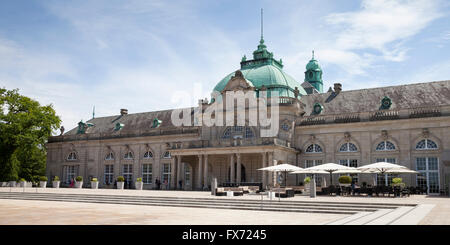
(303, 163, 356, 186)
(385, 168, 419, 174)
(258, 163, 303, 187)
(357, 162, 410, 186)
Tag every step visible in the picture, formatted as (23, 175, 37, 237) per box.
(0, 192, 405, 209)
(0, 193, 384, 212)
(0, 195, 358, 214)
(365, 206, 415, 225)
(342, 209, 394, 225)
(389, 204, 435, 225)
(325, 212, 373, 225)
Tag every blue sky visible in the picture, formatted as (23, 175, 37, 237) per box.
(1, 0, 450, 132)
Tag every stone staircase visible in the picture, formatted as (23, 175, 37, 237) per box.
(0, 191, 415, 216)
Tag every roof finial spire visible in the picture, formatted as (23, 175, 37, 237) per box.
(261, 8, 264, 41)
(312, 50, 315, 59)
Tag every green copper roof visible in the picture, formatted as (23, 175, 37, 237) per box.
(212, 38, 306, 98)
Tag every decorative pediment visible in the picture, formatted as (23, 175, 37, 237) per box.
(222, 70, 254, 92)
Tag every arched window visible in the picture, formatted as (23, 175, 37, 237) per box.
(105, 152, 114, 160)
(163, 151, 171, 159)
(375, 141, 396, 151)
(124, 151, 133, 160)
(339, 142, 358, 152)
(305, 144, 323, 153)
(143, 151, 153, 159)
(416, 139, 438, 150)
(67, 152, 77, 160)
(222, 126, 254, 139)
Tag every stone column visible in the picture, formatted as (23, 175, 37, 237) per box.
(230, 154, 235, 183)
(268, 152, 273, 187)
(262, 152, 267, 189)
(170, 156, 176, 190)
(236, 153, 241, 184)
(177, 156, 182, 189)
(197, 155, 203, 190)
(203, 154, 208, 190)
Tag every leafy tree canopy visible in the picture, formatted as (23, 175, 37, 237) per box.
(0, 88, 61, 182)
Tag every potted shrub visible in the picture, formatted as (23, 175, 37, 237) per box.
(391, 178, 405, 188)
(52, 176, 60, 188)
(75, 176, 83, 188)
(338, 175, 352, 186)
(135, 177, 143, 190)
(19, 178, 26, 188)
(39, 176, 48, 188)
(303, 177, 311, 193)
(91, 178, 99, 189)
(116, 176, 125, 189)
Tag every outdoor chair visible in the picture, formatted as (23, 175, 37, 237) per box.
(401, 187, 410, 197)
(274, 188, 295, 198)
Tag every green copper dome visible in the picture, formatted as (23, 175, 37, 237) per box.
(306, 59, 321, 71)
(212, 38, 306, 98)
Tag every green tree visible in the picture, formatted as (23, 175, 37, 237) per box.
(0, 88, 61, 182)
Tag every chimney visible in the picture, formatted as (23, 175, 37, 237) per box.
(334, 83, 342, 94)
(120, 109, 128, 115)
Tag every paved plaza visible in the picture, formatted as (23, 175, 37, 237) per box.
(0, 188, 448, 225)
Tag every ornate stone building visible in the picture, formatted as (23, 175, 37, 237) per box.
(46, 36, 450, 194)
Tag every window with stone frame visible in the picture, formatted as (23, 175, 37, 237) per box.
(143, 151, 153, 159)
(339, 142, 358, 152)
(222, 126, 255, 139)
(415, 139, 438, 150)
(105, 152, 114, 160)
(122, 164, 133, 183)
(305, 144, 323, 153)
(124, 151, 133, 160)
(104, 165, 114, 185)
(163, 151, 171, 159)
(142, 164, 152, 184)
(162, 163, 171, 186)
(184, 164, 191, 186)
(375, 141, 396, 151)
(67, 152, 77, 160)
(63, 165, 78, 184)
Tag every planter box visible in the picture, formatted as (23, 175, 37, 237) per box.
(91, 181, 99, 189)
(52, 181, 60, 188)
(9, 181, 17, 187)
(135, 182, 143, 190)
(75, 181, 83, 188)
(40, 181, 47, 188)
(117, 182, 124, 189)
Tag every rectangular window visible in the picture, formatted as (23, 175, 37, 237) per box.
(142, 164, 152, 184)
(416, 157, 440, 194)
(304, 160, 322, 186)
(104, 165, 114, 185)
(185, 165, 191, 186)
(162, 163, 171, 187)
(63, 165, 78, 184)
(122, 164, 133, 183)
(339, 159, 358, 183)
